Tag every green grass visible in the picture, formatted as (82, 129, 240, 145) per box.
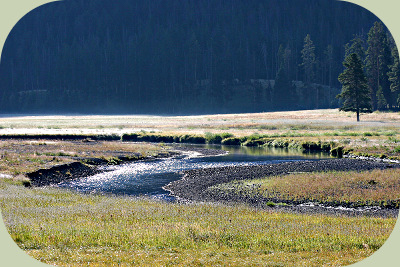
(0, 180, 396, 266)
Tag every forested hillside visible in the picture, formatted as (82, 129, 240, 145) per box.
(0, 0, 392, 114)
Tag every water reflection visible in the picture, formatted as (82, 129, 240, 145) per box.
(57, 144, 330, 198)
(202, 144, 329, 159)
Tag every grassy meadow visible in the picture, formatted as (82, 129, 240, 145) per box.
(0, 109, 399, 136)
(0, 180, 396, 266)
(0, 109, 400, 266)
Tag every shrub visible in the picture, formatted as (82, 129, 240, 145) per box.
(319, 141, 334, 151)
(247, 133, 262, 141)
(205, 132, 223, 144)
(179, 134, 206, 144)
(270, 139, 290, 148)
(221, 137, 242, 145)
(220, 132, 234, 139)
(287, 140, 301, 149)
(121, 133, 140, 141)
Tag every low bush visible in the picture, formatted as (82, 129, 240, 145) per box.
(247, 133, 263, 141)
(320, 141, 334, 151)
(220, 132, 234, 139)
(121, 133, 140, 141)
(221, 137, 242, 145)
(270, 139, 290, 148)
(179, 134, 206, 144)
(205, 132, 223, 144)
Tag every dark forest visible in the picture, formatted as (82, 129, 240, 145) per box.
(0, 0, 395, 114)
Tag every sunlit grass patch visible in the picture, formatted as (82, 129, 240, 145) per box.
(0, 140, 165, 176)
(211, 169, 400, 208)
(0, 180, 397, 266)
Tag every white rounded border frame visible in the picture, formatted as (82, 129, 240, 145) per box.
(0, 0, 399, 266)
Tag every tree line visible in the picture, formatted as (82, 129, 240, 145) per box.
(337, 21, 400, 121)
(0, 0, 391, 114)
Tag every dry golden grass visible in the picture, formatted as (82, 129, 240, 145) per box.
(210, 169, 400, 208)
(261, 169, 400, 206)
(0, 140, 165, 176)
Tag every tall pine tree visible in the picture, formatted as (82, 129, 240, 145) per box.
(300, 34, 316, 108)
(337, 53, 371, 122)
(345, 34, 366, 61)
(388, 46, 400, 108)
(365, 22, 392, 110)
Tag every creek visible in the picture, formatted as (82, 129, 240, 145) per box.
(56, 144, 330, 200)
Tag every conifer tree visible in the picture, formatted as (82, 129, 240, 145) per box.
(300, 34, 316, 108)
(365, 22, 392, 110)
(388, 46, 400, 108)
(376, 86, 388, 110)
(337, 53, 371, 122)
(300, 34, 316, 84)
(345, 34, 366, 61)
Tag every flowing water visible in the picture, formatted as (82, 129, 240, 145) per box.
(57, 144, 330, 199)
